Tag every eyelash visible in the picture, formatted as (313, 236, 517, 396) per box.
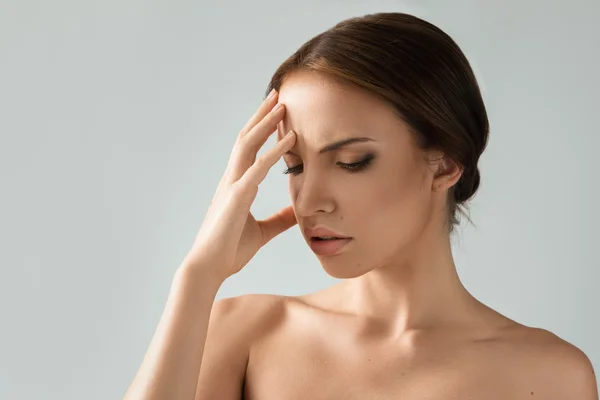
(282, 155, 374, 176)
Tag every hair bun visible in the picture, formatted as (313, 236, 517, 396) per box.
(454, 167, 480, 203)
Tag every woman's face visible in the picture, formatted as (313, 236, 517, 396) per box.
(276, 71, 445, 279)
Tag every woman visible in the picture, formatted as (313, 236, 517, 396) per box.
(123, 12, 598, 400)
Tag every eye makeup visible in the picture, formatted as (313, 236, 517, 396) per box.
(283, 153, 375, 176)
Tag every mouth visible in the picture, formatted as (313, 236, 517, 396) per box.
(311, 236, 349, 241)
(309, 237, 353, 256)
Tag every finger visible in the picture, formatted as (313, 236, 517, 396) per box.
(214, 97, 281, 199)
(238, 89, 279, 138)
(227, 103, 286, 184)
(243, 102, 286, 151)
(259, 205, 297, 246)
(211, 90, 281, 208)
(238, 129, 296, 189)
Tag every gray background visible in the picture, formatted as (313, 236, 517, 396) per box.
(1, 0, 598, 398)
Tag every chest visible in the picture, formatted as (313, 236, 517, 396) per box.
(243, 331, 531, 400)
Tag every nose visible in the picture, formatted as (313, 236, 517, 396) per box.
(292, 169, 335, 217)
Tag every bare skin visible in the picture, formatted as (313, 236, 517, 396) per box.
(123, 70, 597, 399)
(197, 289, 597, 400)
(195, 71, 597, 399)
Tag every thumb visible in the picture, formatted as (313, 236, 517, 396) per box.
(259, 205, 297, 246)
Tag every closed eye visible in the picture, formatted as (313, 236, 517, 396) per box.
(283, 154, 375, 176)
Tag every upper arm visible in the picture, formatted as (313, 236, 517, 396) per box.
(194, 294, 282, 400)
(193, 296, 247, 400)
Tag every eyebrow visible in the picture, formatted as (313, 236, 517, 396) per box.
(284, 136, 376, 156)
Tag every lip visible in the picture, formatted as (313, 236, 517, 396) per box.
(304, 226, 352, 239)
(309, 237, 352, 256)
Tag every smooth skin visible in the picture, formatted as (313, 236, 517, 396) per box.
(123, 72, 598, 400)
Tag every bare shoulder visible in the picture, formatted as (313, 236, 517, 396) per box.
(195, 294, 287, 399)
(501, 325, 598, 399)
(210, 293, 288, 342)
(213, 292, 285, 318)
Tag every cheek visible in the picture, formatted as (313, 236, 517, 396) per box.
(360, 169, 431, 241)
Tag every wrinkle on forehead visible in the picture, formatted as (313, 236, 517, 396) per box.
(275, 72, 399, 145)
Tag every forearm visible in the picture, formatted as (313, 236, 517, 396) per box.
(123, 262, 223, 400)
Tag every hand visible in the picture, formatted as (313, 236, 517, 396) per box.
(182, 90, 297, 282)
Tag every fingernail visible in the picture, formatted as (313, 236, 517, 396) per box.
(267, 89, 277, 99)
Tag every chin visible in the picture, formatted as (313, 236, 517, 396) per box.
(318, 256, 372, 279)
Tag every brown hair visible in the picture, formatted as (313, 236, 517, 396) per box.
(266, 12, 489, 233)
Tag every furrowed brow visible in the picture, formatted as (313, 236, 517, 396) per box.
(284, 137, 375, 156)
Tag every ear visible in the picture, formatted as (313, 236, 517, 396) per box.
(431, 154, 463, 193)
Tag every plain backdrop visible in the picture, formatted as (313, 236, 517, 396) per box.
(1, 0, 598, 398)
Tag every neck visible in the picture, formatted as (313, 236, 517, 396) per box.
(340, 223, 480, 336)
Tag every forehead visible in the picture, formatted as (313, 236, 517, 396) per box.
(276, 71, 405, 143)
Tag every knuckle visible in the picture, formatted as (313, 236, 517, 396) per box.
(230, 180, 246, 195)
(254, 156, 267, 167)
(231, 182, 255, 205)
(238, 133, 257, 151)
(258, 112, 277, 128)
(236, 133, 249, 145)
(231, 143, 250, 161)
